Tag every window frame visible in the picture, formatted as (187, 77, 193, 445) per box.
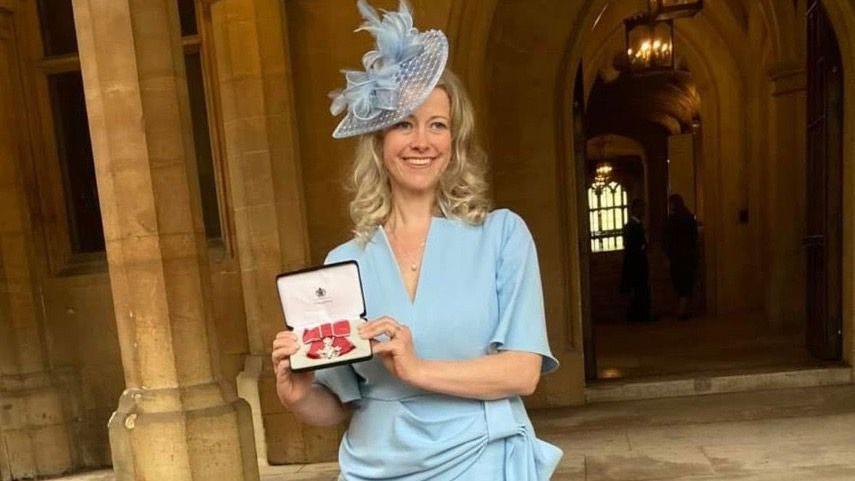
(22, 0, 233, 275)
(589, 180, 629, 253)
(183, 24, 235, 260)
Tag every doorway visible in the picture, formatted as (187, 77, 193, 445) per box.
(805, 0, 844, 361)
(577, 0, 845, 383)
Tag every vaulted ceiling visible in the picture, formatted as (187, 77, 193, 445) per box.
(580, 0, 765, 141)
(586, 70, 700, 138)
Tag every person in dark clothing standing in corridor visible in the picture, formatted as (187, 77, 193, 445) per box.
(620, 199, 652, 322)
(664, 194, 699, 320)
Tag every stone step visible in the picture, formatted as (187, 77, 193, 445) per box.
(585, 365, 853, 403)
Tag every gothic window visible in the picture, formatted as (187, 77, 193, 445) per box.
(589, 181, 628, 252)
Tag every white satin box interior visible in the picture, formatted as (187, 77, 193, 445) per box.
(276, 260, 372, 372)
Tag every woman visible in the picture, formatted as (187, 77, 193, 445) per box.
(664, 194, 699, 319)
(271, 2, 561, 479)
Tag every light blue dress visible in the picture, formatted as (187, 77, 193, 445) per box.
(317, 209, 562, 481)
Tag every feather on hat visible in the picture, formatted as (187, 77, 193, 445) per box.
(330, 0, 449, 139)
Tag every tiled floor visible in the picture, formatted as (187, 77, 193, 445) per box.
(58, 382, 855, 481)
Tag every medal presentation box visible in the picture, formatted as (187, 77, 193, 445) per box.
(276, 261, 372, 372)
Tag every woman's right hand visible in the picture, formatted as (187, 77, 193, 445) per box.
(272, 330, 315, 406)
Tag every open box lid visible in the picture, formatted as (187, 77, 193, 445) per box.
(276, 261, 365, 329)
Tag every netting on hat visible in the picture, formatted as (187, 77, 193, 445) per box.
(332, 31, 448, 139)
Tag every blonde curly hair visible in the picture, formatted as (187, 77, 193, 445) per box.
(348, 70, 492, 245)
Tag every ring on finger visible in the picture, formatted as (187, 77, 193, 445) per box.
(388, 324, 401, 338)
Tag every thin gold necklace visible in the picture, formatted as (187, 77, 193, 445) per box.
(388, 229, 427, 272)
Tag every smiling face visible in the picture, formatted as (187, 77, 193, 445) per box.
(381, 88, 452, 198)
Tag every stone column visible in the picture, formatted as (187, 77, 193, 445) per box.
(207, 0, 342, 464)
(70, 1, 258, 480)
(0, 9, 77, 480)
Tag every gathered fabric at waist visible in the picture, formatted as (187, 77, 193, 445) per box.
(338, 394, 562, 481)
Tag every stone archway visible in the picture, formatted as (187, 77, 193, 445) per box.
(561, 0, 759, 324)
(579, 18, 732, 315)
(453, 0, 855, 400)
(481, 0, 756, 394)
(476, 0, 855, 393)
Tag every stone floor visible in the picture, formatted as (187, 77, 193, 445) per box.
(57, 382, 855, 481)
(594, 312, 833, 379)
(535, 382, 855, 480)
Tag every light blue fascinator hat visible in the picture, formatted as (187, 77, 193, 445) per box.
(329, 0, 449, 139)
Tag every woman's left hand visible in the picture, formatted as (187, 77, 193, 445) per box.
(358, 317, 423, 384)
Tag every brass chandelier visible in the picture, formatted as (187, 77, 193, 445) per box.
(624, 0, 703, 74)
(591, 163, 614, 192)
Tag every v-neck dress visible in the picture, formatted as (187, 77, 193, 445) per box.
(316, 209, 562, 481)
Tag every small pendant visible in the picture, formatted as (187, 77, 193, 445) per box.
(410, 263, 417, 271)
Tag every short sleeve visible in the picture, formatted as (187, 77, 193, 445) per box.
(489, 211, 559, 374)
(312, 249, 363, 403)
(314, 365, 362, 403)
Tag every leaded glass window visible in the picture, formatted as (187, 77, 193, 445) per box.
(589, 181, 628, 252)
